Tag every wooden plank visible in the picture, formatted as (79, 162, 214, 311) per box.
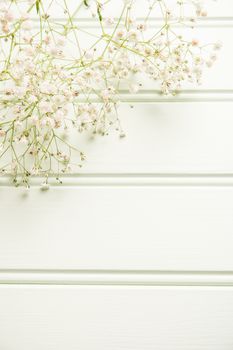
(2, 24, 232, 91)
(0, 185, 233, 271)
(51, 102, 233, 174)
(22, 26, 233, 90)
(0, 286, 233, 349)
(2, 101, 233, 176)
(28, 0, 233, 19)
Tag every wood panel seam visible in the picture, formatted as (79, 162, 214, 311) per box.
(1, 270, 233, 286)
(28, 17, 233, 28)
(2, 174, 233, 187)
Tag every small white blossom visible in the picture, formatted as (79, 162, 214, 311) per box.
(0, 0, 219, 185)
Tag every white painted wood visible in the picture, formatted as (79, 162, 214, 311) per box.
(30, 0, 233, 19)
(2, 5, 233, 91)
(19, 26, 233, 90)
(60, 25, 232, 91)
(58, 102, 233, 174)
(0, 185, 233, 271)
(1, 1, 233, 348)
(2, 101, 233, 175)
(0, 286, 233, 350)
(136, 26, 233, 90)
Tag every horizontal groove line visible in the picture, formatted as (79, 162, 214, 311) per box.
(0, 270, 233, 286)
(75, 91, 233, 103)
(115, 92, 233, 103)
(2, 174, 233, 187)
(1, 91, 233, 103)
(30, 17, 233, 22)
(1, 90, 232, 94)
(27, 17, 233, 28)
(119, 89, 233, 94)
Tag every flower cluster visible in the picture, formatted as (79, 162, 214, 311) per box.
(0, 0, 220, 187)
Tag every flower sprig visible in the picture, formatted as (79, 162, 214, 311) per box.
(0, 0, 221, 187)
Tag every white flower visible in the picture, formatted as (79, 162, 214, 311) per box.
(19, 136, 28, 145)
(15, 86, 27, 98)
(0, 130, 6, 137)
(57, 37, 66, 47)
(0, 0, 219, 184)
(214, 41, 222, 50)
(41, 182, 50, 191)
(20, 12, 30, 21)
(15, 120, 23, 128)
(115, 30, 125, 40)
(39, 101, 53, 114)
(40, 82, 56, 95)
(129, 83, 140, 94)
(137, 23, 147, 32)
(28, 95, 37, 104)
(23, 46, 35, 57)
(191, 39, 199, 46)
(47, 45, 63, 57)
(84, 51, 93, 60)
(51, 95, 66, 107)
(30, 115, 39, 125)
(54, 110, 64, 122)
(104, 17, 114, 27)
(21, 20, 33, 31)
(127, 30, 138, 42)
(5, 10, 15, 22)
(101, 86, 115, 101)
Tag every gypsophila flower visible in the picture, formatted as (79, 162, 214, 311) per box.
(0, 0, 220, 187)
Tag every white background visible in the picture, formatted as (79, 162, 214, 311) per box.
(1, 1, 233, 349)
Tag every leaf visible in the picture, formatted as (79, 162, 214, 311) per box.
(36, 0, 40, 14)
(97, 4, 102, 22)
(84, 0, 89, 7)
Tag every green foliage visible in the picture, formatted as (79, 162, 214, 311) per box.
(36, 0, 41, 14)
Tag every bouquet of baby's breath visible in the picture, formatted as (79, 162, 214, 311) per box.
(0, 0, 221, 187)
